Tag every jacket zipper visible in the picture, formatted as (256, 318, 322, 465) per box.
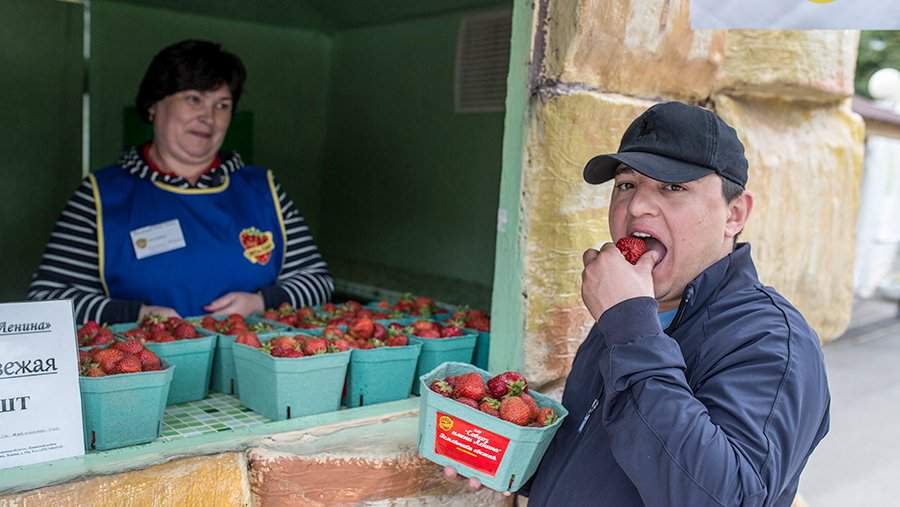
(669, 285, 695, 332)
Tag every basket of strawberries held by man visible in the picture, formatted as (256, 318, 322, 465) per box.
(77, 322, 174, 451)
(112, 315, 215, 405)
(417, 363, 567, 493)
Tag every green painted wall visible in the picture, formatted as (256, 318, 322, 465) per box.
(319, 10, 507, 306)
(0, 0, 84, 301)
(89, 0, 332, 236)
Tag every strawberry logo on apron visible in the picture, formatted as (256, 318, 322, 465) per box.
(239, 227, 275, 265)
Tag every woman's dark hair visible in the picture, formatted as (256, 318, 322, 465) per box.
(135, 39, 247, 123)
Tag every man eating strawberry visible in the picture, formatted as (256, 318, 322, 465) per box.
(452, 102, 831, 506)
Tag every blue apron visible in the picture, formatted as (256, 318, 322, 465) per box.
(91, 164, 285, 317)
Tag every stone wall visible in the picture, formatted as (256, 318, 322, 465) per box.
(521, 0, 865, 386)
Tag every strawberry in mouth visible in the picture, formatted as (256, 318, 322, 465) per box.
(629, 231, 667, 266)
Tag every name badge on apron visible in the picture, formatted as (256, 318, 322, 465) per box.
(130, 219, 187, 260)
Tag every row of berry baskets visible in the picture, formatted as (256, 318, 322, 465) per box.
(75, 297, 492, 451)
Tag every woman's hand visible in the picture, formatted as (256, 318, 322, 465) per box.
(443, 466, 511, 497)
(204, 292, 264, 317)
(138, 304, 180, 321)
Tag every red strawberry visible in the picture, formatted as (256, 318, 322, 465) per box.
(479, 397, 501, 417)
(141, 315, 167, 333)
(487, 371, 528, 398)
(386, 334, 408, 347)
(138, 349, 161, 371)
(263, 310, 278, 320)
(536, 407, 558, 426)
(269, 336, 298, 350)
(444, 374, 463, 389)
(456, 397, 479, 409)
(165, 316, 183, 329)
(91, 328, 114, 346)
(499, 396, 532, 426)
(84, 367, 106, 377)
(78, 350, 92, 366)
(440, 325, 464, 338)
(451, 373, 487, 401)
(615, 237, 647, 265)
(350, 318, 375, 340)
(416, 328, 441, 338)
(302, 337, 328, 355)
(116, 354, 142, 374)
(94, 348, 124, 373)
(151, 330, 175, 342)
(468, 316, 491, 332)
(430, 380, 453, 397)
(79, 321, 100, 337)
(467, 309, 488, 320)
(372, 323, 387, 341)
(414, 296, 434, 309)
(201, 316, 217, 329)
(412, 320, 437, 334)
(114, 338, 144, 355)
(323, 325, 344, 340)
(123, 327, 149, 340)
(520, 392, 540, 420)
(235, 331, 262, 348)
(272, 346, 303, 358)
(174, 323, 198, 339)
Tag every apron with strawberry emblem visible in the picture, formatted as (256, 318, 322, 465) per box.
(91, 164, 285, 317)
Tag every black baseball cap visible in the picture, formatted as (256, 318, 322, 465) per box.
(583, 102, 748, 188)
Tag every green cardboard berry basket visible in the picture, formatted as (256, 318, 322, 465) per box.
(416, 362, 568, 493)
(79, 363, 174, 451)
(408, 332, 477, 395)
(192, 318, 292, 396)
(469, 329, 491, 371)
(232, 340, 350, 421)
(111, 323, 216, 405)
(343, 343, 422, 408)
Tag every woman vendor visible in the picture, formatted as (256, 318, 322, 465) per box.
(28, 39, 332, 323)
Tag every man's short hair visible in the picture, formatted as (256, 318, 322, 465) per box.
(721, 175, 744, 203)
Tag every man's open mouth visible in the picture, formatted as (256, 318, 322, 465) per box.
(631, 231, 667, 266)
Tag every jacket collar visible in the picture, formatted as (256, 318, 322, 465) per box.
(668, 243, 758, 331)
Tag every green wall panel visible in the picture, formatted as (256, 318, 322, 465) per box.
(320, 10, 507, 305)
(89, 0, 332, 236)
(0, 0, 84, 301)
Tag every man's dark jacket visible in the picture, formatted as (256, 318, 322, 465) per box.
(524, 244, 830, 506)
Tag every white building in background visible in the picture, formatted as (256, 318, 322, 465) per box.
(852, 69, 900, 300)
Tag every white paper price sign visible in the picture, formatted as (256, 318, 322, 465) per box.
(0, 300, 84, 469)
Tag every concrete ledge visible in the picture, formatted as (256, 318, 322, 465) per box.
(0, 453, 248, 507)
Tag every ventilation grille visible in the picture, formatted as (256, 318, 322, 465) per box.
(455, 10, 512, 113)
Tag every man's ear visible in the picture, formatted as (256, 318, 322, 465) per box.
(725, 190, 753, 240)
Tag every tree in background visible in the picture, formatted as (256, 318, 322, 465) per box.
(856, 31, 900, 98)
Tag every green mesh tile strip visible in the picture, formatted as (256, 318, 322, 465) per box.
(158, 392, 269, 440)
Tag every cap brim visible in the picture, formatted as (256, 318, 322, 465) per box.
(583, 151, 715, 185)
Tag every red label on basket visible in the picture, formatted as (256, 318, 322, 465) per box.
(434, 412, 510, 476)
